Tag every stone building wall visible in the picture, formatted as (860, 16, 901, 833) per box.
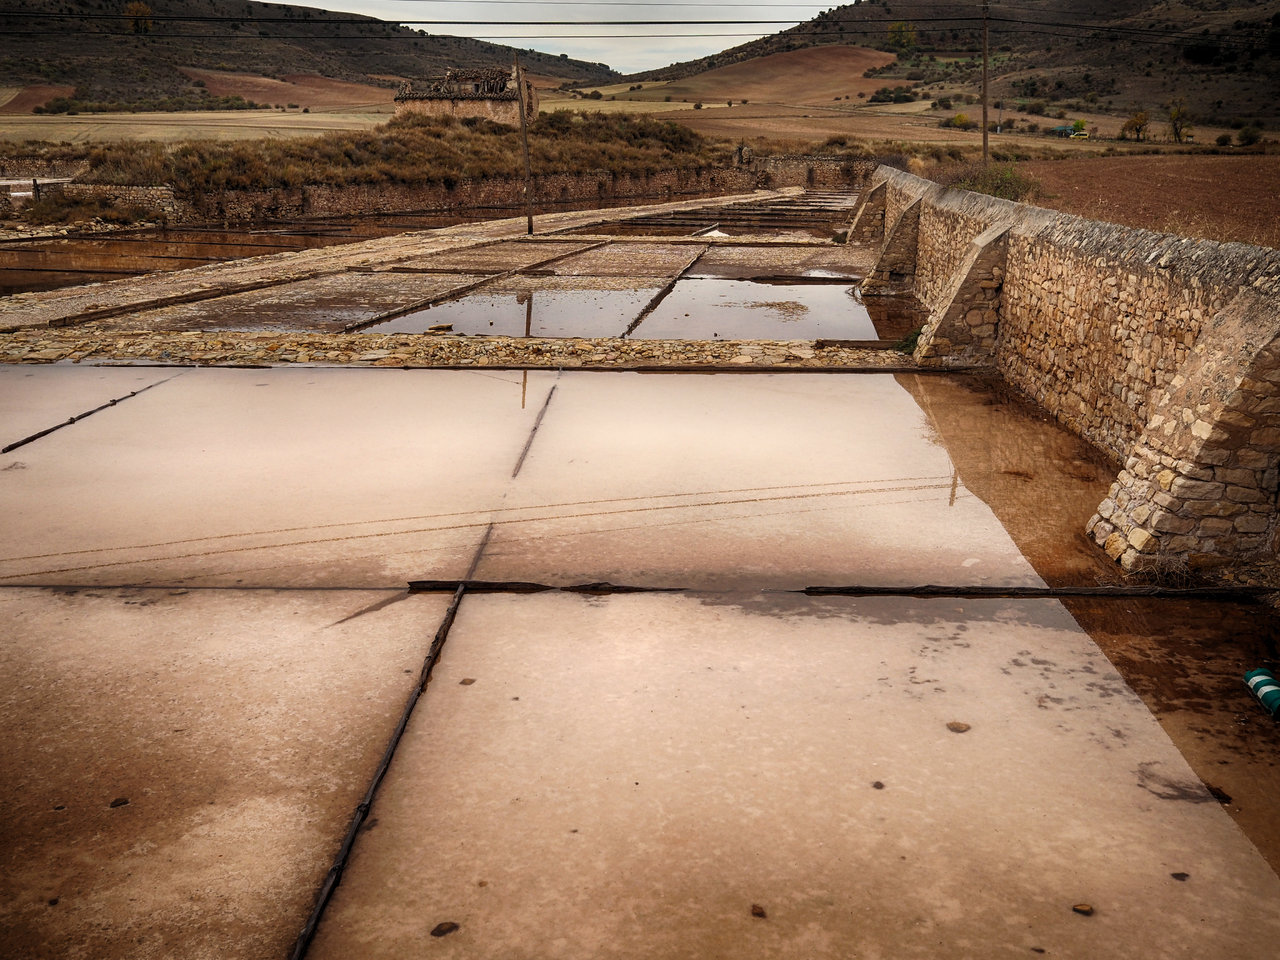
(393, 97, 523, 126)
(854, 165, 1280, 570)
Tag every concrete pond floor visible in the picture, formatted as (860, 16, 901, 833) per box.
(2, 365, 1279, 960)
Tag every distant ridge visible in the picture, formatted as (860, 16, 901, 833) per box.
(0, 0, 618, 110)
(628, 0, 1280, 123)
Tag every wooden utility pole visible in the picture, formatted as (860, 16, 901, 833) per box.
(981, 0, 990, 164)
(514, 55, 535, 235)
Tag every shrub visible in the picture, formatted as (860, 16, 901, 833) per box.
(1216, 133, 1232, 146)
(936, 162, 1042, 201)
(1238, 126, 1261, 146)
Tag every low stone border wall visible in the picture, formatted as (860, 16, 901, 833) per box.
(0, 329, 910, 370)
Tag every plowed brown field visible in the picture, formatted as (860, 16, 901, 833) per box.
(1017, 154, 1280, 249)
(0, 84, 74, 115)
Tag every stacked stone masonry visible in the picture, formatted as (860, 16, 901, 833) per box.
(42, 158, 873, 225)
(852, 165, 1280, 570)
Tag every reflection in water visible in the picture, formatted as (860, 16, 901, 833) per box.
(368, 288, 654, 337)
(899, 371, 1280, 871)
(631, 278, 880, 341)
(898, 372, 1121, 588)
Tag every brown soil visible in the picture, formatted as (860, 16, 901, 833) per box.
(0, 84, 74, 115)
(178, 69, 396, 112)
(641, 46, 896, 106)
(1018, 154, 1280, 249)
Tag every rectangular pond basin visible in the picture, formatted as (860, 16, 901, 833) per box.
(116, 273, 486, 333)
(367, 286, 661, 337)
(630, 278, 878, 340)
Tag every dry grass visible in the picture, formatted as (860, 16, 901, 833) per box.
(47, 111, 727, 199)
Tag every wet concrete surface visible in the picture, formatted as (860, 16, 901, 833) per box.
(390, 240, 599, 274)
(307, 592, 1280, 960)
(688, 244, 869, 281)
(0, 364, 173, 447)
(1063, 596, 1280, 874)
(631, 279, 878, 340)
(0, 586, 452, 960)
(0, 227, 389, 297)
(542, 242, 707, 278)
(0, 367, 553, 587)
(898, 372, 1122, 588)
(122, 272, 487, 333)
(371, 287, 659, 338)
(473, 372, 1039, 590)
(3, 363, 1279, 958)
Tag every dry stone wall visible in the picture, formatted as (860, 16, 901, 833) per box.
(56, 184, 180, 219)
(54, 158, 872, 225)
(854, 165, 1280, 569)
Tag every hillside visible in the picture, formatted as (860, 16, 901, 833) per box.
(615, 47, 897, 107)
(0, 0, 617, 113)
(630, 0, 1280, 125)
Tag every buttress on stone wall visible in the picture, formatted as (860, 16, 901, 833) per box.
(850, 165, 1280, 572)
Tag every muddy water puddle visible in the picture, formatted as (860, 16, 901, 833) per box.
(0, 228, 372, 296)
(368, 288, 658, 337)
(631, 278, 878, 340)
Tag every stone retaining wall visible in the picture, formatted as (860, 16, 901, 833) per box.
(56, 184, 180, 218)
(0, 157, 87, 178)
(853, 165, 1280, 570)
(54, 157, 873, 225)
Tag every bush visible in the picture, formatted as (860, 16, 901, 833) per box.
(25, 194, 151, 226)
(71, 111, 730, 198)
(1216, 133, 1233, 146)
(936, 162, 1042, 201)
(1238, 126, 1261, 146)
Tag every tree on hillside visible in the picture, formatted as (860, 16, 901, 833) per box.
(124, 2, 153, 35)
(1167, 98, 1193, 144)
(888, 21, 917, 53)
(1121, 111, 1149, 141)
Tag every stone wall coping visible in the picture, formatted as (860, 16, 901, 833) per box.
(870, 164, 1280, 297)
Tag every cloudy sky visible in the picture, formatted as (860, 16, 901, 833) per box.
(313, 2, 834, 74)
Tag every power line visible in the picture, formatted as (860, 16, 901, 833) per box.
(1, 11, 1265, 49)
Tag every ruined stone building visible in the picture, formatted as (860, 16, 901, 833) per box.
(394, 67, 538, 125)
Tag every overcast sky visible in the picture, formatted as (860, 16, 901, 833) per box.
(311, 2, 833, 74)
